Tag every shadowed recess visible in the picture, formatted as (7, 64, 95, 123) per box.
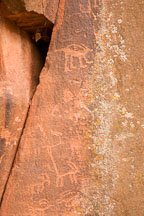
(0, 1, 54, 65)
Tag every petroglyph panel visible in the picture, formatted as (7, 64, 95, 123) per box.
(1, 0, 144, 215)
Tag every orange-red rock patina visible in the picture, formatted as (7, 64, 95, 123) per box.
(0, 0, 144, 215)
(0, 0, 59, 24)
(0, 16, 43, 201)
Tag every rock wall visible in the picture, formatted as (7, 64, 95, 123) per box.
(0, 0, 144, 215)
(1, 0, 59, 24)
(0, 17, 43, 202)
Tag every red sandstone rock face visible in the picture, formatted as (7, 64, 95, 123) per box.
(24, 0, 59, 23)
(0, 0, 144, 215)
(0, 0, 58, 46)
(0, 0, 59, 24)
(0, 17, 42, 202)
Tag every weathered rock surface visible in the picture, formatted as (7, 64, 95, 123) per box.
(0, 17, 42, 202)
(0, 0, 144, 215)
(0, 1, 55, 46)
(0, 0, 59, 24)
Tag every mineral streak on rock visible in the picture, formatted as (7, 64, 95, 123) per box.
(0, 0, 144, 215)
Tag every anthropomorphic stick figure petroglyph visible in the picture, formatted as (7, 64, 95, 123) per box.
(57, 44, 93, 71)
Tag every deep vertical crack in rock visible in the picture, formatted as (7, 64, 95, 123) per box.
(0, 11, 54, 208)
(0, 61, 45, 209)
(0, 103, 31, 207)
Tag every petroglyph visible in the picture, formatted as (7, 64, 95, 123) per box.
(57, 44, 93, 71)
(56, 161, 79, 187)
(29, 199, 54, 213)
(34, 173, 51, 193)
(38, 199, 51, 210)
(79, 0, 98, 14)
(56, 190, 78, 208)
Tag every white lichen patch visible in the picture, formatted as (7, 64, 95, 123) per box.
(130, 122, 135, 128)
(118, 19, 123, 24)
(121, 107, 134, 119)
(108, 71, 117, 87)
(75, 10, 121, 216)
(122, 120, 128, 127)
(104, 14, 127, 62)
(115, 132, 134, 141)
(113, 92, 120, 100)
(111, 25, 118, 34)
(124, 112, 134, 119)
(75, 3, 136, 216)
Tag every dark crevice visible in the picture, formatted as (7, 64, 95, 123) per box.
(35, 28, 53, 66)
(0, 103, 31, 207)
(0, 7, 54, 208)
(0, 0, 54, 66)
(7, 11, 54, 66)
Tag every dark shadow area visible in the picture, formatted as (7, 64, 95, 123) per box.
(31, 23, 53, 66)
(7, 12, 54, 66)
(0, 1, 54, 66)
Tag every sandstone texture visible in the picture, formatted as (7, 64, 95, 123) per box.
(0, 17, 42, 202)
(0, 0, 144, 216)
(0, 0, 59, 24)
(0, 0, 56, 47)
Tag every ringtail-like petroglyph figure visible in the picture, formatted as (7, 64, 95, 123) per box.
(57, 44, 93, 71)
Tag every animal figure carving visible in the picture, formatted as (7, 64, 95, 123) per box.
(56, 161, 79, 187)
(46, 143, 79, 187)
(57, 44, 93, 71)
(34, 126, 79, 188)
